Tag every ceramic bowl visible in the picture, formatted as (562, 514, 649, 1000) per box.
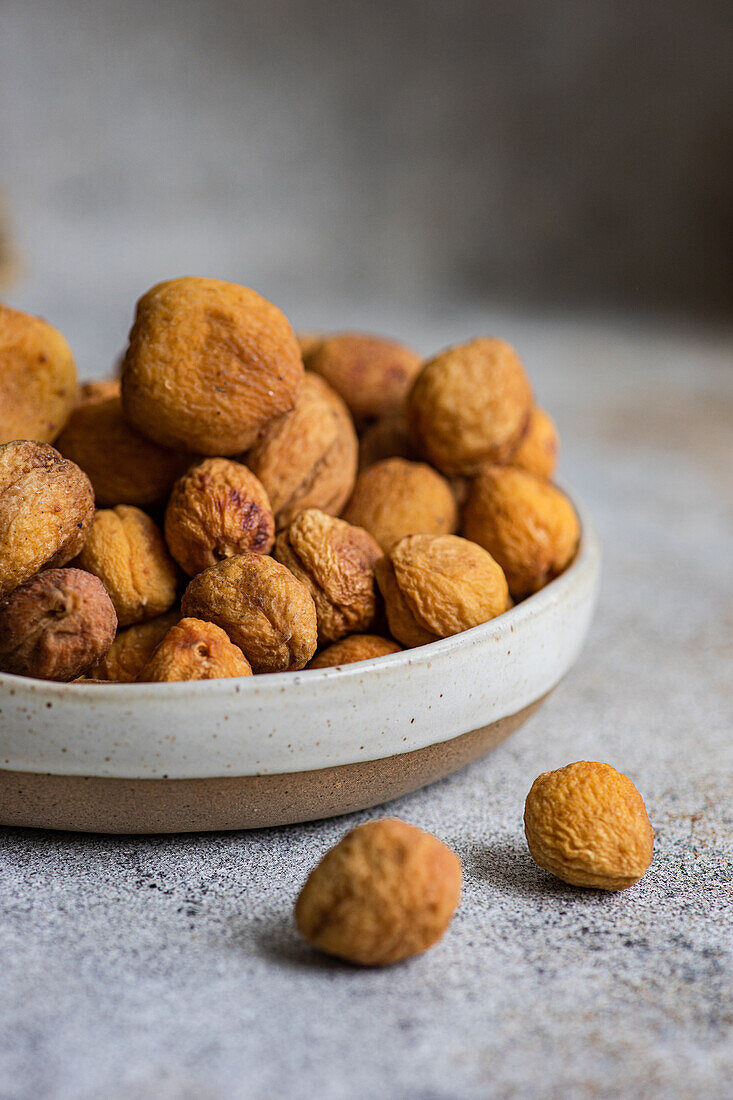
(0, 489, 599, 834)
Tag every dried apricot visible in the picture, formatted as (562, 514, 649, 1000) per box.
(91, 611, 180, 682)
(121, 277, 303, 454)
(308, 333, 421, 422)
(463, 465, 579, 599)
(0, 440, 94, 599)
(181, 552, 317, 673)
(56, 396, 190, 508)
(78, 505, 178, 626)
(0, 304, 77, 443)
(165, 457, 274, 576)
(407, 337, 532, 475)
(295, 819, 462, 965)
(274, 509, 382, 645)
(376, 533, 509, 647)
(524, 761, 654, 890)
(0, 567, 116, 681)
(343, 457, 457, 552)
(245, 373, 357, 530)
(139, 617, 252, 681)
(511, 406, 559, 480)
(308, 634, 401, 668)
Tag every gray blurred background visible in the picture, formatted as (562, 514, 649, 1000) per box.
(1, 0, 732, 372)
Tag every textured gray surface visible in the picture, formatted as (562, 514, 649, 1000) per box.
(0, 311, 731, 1099)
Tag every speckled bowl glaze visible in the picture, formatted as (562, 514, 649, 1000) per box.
(0, 490, 599, 834)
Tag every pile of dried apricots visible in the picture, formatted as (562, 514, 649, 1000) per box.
(0, 275, 579, 684)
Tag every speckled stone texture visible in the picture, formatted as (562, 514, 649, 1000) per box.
(0, 312, 731, 1098)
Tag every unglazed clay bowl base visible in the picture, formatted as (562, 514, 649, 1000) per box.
(0, 491, 599, 834)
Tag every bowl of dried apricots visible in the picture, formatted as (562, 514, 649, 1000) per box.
(0, 279, 599, 833)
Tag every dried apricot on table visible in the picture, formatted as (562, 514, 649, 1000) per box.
(295, 819, 462, 965)
(524, 761, 654, 890)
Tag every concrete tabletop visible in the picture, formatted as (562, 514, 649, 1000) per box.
(0, 307, 731, 1099)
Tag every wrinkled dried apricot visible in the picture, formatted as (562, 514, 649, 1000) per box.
(121, 277, 303, 455)
(165, 457, 274, 576)
(376, 533, 509, 647)
(56, 396, 190, 508)
(357, 414, 414, 471)
(245, 373, 357, 530)
(295, 819, 462, 965)
(407, 337, 532, 475)
(0, 440, 94, 599)
(91, 611, 181, 682)
(308, 333, 422, 423)
(308, 634, 402, 668)
(0, 304, 77, 443)
(524, 761, 654, 890)
(0, 567, 117, 681)
(181, 552, 317, 673)
(511, 406, 559, 480)
(78, 505, 178, 626)
(139, 617, 252, 681)
(343, 457, 457, 552)
(76, 378, 121, 407)
(463, 465, 579, 599)
(274, 508, 382, 645)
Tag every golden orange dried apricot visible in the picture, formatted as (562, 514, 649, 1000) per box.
(121, 277, 303, 455)
(0, 304, 77, 444)
(308, 333, 422, 423)
(524, 761, 654, 890)
(376, 533, 509, 647)
(274, 508, 382, 645)
(511, 406, 559, 480)
(407, 337, 532, 475)
(245, 372, 357, 530)
(164, 457, 274, 576)
(181, 552, 317, 673)
(308, 634, 402, 669)
(78, 505, 178, 626)
(463, 465, 579, 599)
(91, 611, 181, 682)
(0, 440, 94, 599)
(139, 617, 252, 681)
(56, 396, 190, 508)
(343, 457, 457, 552)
